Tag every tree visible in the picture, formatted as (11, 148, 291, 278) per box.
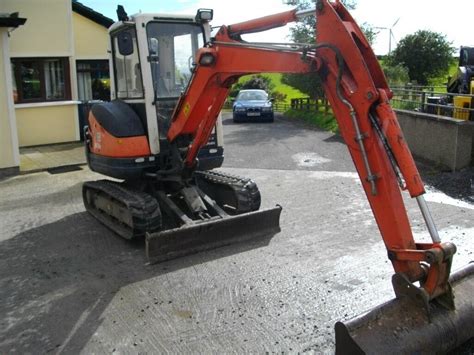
(283, 0, 364, 99)
(281, 71, 324, 99)
(242, 75, 275, 91)
(388, 30, 454, 85)
(288, 0, 356, 44)
(229, 74, 287, 103)
(229, 75, 274, 97)
(381, 63, 409, 86)
(360, 22, 377, 46)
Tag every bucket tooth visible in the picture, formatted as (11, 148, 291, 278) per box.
(146, 205, 282, 263)
(335, 263, 474, 354)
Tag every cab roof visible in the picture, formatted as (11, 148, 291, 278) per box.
(109, 13, 199, 32)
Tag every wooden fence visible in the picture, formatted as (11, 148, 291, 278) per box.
(222, 96, 330, 113)
(290, 97, 330, 113)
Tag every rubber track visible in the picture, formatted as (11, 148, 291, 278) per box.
(83, 180, 161, 239)
(194, 170, 261, 214)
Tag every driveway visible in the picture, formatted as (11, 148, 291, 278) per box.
(1, 113, 473, 353)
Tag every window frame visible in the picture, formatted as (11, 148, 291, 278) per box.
(110, 26, 145, 100)
(145, 21, 205, 100)
(76, 59, 110, 101)
(76, 59, 109, 74)
(11, 57, 71, 104)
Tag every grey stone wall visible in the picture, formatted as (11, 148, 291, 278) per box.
(395, 109, 474, 171)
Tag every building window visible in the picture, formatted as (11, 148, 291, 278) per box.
(76, 60, 110, 102)
(11, 58, 71, 104)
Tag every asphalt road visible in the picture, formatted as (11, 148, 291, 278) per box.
(0, 113, 473, 353)
(221, 113, 352, 172)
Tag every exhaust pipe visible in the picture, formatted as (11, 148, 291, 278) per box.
(335, 262, 474, 354)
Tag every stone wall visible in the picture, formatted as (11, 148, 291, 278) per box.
(395, 109, 474, 171)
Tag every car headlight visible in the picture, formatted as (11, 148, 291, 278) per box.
(234, 106, 246, 112)
(262, 106, 273, 112)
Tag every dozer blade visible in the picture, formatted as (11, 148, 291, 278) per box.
(146, 205, 282, 263)
(335, 262, 474, 354)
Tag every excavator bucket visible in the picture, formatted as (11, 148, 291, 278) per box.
(335, 263, 474, 354)
(146, 206, 282, 263)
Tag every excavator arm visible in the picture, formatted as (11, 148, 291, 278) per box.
(82, 1, 473, 351)
(164, 1, 474, 352)
(167, 0, 455, 306)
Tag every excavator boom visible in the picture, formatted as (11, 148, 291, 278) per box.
(164, 0, 474, 352)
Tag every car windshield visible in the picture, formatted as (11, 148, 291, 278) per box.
(237, 91, 267, 101)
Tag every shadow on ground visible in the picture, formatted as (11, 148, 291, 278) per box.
(0, 212, 275, 353)
(417, 162, 474, 203)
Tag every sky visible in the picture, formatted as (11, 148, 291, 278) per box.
(80, 0, 474, 55)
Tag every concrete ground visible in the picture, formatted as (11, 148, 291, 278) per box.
(20, 142, 85, 173)
(1, 113, 473, 353)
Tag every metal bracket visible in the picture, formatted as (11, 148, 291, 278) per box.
(389, 242, 456, 318)
(392, 272, 456, 322)
(156, 191, 193, 226)
(392, 273, 432, 320)
(181, 186, 207, 213)
(435, 281, 455, 311)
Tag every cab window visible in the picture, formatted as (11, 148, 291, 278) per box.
(112, 28, 144, 99)
(146, 22, 204, 99)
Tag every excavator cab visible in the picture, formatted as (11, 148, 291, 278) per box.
(83, 7, 282, 261)
(86, 10, 223, 179)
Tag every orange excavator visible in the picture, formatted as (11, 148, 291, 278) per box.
(83, 0, 474, 352)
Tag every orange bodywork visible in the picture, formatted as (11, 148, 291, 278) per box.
(165, 0, 454, 301)
(88, 113, 151, 158)
(314, 1, 424, 279)
(314, 2, 453, 299)
(227, 9, 298, 36)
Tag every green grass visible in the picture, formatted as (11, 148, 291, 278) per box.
(238, 73, 306, 104)
(428, 59, 459, 88)
(284, 108, 339, 133)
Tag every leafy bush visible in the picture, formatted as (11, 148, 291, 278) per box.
(229, 74, 298, 103)
(382, 63, 409, 86)
(271, 91, 287, 103)
(229, 74, 274, 98)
